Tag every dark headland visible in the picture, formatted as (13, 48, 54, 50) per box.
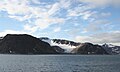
(0, 34, 57, 54)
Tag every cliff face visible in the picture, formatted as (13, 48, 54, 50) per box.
(71, 43, 108, 54)
(0, 34, 57, 54)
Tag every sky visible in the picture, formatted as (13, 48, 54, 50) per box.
(0, 0, 120, 45)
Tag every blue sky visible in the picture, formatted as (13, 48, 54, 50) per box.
(0, 0, 120, 45)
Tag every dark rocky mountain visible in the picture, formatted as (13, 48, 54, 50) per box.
(52, 46, 65, 53)
(0, 34, 57, 54)
(0, 40, 1, 43)
(102, 43, 120, 54)
(0, 37, 3, 43)
(52, 39, 80, 46)
(39, 37, 49, 40)
(71, 43, 108, 54)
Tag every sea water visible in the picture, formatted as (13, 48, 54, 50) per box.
(0, 55, 120, 72)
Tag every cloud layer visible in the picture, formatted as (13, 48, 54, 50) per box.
(0, 0, 120, 45)
(75, 31, 120, 45)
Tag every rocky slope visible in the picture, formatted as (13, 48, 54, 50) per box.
(71, 43, 108, 54)
(52, 46, 65, 53)
(0, 34, 57, 54)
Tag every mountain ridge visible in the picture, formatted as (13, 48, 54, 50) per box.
(0, 34, 119, 54)
(40, 37, 120, 54)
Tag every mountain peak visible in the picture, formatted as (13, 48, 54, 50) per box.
(103, 43, 115, 47)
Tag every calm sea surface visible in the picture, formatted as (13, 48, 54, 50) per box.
(0, 55, 120, 72)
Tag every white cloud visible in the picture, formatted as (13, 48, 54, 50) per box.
(31, 0, 41, 4)
(0, 0, 30, 15)
(75, 35, 92, 42)
(75, 31, 120, 45)
(101, 12, 111, 17)
(67, 0, 118, 22)
(9, 15, 32, 21)
(59, 0, 71, 9)
(48, 3, 60, 16)
(79, 0, 120, 7)
(35, 17, 64, 29)
(81, 29, 88, 33)
(0, 0, 66, 32)
(92, 12, 111, 20)
(68, 4, 91, 16)
(23, 24, 38, 33)
(67, 3, 96, 21)
(86, 20, 111, 32)
(82, 11, 96, 20)
(74, 23, 79, 26)
(53, 27, 61, 32)
(48, 0, 71, 16)
(79, 0, 110, 7)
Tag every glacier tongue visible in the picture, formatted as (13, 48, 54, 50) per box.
(41, 38, 76, 53)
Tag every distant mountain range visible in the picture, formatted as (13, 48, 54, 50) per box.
(40, 37, 120, 55)
(0, 34, 119, 55)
